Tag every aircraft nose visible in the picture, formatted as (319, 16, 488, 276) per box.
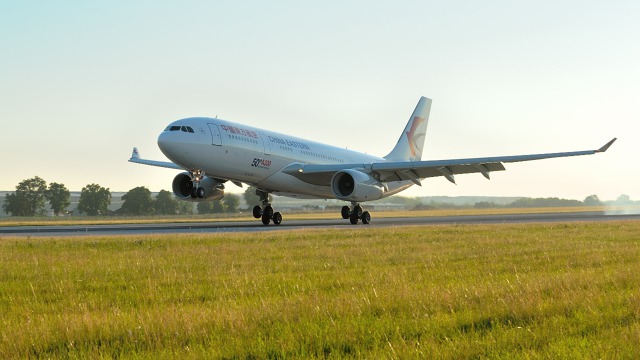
(157, 131, 171, 152)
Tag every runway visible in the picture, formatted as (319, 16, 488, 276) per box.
(1, 211, 639, 237)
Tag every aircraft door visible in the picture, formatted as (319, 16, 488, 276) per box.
(259, 133, 272, 155)
(207, 123, 222, 146)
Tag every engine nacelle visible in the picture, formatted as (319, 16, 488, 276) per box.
(331, 169, 384, 202)
(172, 172, 224, 202)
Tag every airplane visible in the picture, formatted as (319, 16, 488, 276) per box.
(130, 96, 616, 225)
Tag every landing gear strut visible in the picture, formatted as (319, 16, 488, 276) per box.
(252, 189, 282, 225)
(188, 169, 206, 199)
(341, 202, 371, 225)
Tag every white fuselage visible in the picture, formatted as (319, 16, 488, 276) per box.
(157, 117, 413, 199)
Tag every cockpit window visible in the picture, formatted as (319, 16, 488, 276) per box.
(165, 125, 195, 133)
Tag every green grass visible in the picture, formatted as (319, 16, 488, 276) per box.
(1, 221, 640, 358)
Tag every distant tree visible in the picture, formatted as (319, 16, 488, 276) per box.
(384, 196, 422, 207)
(510, 197, 582, 208)
(78, 183, 111, 216)
(411, 203, 435, 211)
(45, 182, 71, 216)
(243, 186, 271, 207)
(155, 190, 178, 215)
(121, 186, 155, 215)
(3, 176, 48, 216)
(197, 200, 225, 214)
(223, 194, 240, 213)
(583, 195, 603, 207)
(474, 201, 498, 209)
(177, 201, 194, 215)
(615, 194, 632, 204)
(3, 193, 22, 216)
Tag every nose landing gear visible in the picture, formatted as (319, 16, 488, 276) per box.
(341, 203, 371, 225)
(188, 169, 207, 199)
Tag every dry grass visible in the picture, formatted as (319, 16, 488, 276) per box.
(1, 221, 639, 358)
(1, 205, 628, 227)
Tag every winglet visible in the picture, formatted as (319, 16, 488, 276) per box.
(596, 138, 617, 153)
(131, 147, 140, 160)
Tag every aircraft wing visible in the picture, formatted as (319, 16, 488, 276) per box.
(128, 147, 183, 170)
(282, 138, 617, 186)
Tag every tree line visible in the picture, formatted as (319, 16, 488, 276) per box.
(2, 176, 265, 217)
(472, 194, 613, 209)
(3, 176, 115, 216)
(5, 176, 630, 217)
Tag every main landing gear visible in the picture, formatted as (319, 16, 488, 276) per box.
(252, 189, 282, 225)
(341, 202, 371, 225)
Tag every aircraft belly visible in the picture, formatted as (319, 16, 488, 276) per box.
(255, 171, 334, 199)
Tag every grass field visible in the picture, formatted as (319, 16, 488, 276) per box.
(3, 205, 638, 227)
(1, 221, 640, 358)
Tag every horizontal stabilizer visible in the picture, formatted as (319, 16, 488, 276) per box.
(128, 147, 183, 170)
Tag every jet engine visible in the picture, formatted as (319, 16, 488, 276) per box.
(331, 169, 384, 202)
(172, 172, 224, 201)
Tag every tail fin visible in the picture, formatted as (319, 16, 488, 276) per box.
(384, 96, 432, 161)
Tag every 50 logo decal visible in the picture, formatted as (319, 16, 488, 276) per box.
(251, 158, 272, 169)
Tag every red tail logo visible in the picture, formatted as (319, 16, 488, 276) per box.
(406, 116, 425, 157)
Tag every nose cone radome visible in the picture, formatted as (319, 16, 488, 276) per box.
(157, 131, 172, 155)
(158, 131, 175, 158)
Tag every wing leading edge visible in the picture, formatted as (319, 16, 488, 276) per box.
(282, 138, 617, 186)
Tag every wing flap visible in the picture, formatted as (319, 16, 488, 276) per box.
(377, 162, 506, 182)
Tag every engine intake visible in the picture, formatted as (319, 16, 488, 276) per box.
(172, 172, 224, 202)
(331, 169, 384, 202)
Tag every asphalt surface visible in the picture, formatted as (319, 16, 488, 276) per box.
(1, 211, 639, 237)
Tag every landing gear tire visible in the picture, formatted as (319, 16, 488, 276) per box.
(260, 205, 277, 225)
(190, 188, 197, 198)
(343, 203, 371, 225)
(361, 211, 371, 225)
(261, 213, 271, 225)
(349, 212, 360, 225)
(341, 206, 351, 219)
(253, 205, 262, 219)
(272, 212, 282, 225)
(263, 205, 274, 219)
(196, 187, 206, 199)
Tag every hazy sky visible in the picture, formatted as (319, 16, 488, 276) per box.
(1, 1, 638, 201)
